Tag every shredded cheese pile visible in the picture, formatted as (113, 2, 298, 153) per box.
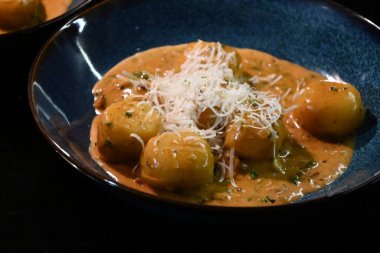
(120, 41, 284, 185)
(148, 42, 282, 141)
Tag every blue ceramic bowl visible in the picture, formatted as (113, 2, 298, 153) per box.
(29, 0, 380, 211)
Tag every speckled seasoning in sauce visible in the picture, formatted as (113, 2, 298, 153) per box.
(89, 42, 363, 207)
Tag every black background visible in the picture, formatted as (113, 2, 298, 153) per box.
(1, 0, 379, 252)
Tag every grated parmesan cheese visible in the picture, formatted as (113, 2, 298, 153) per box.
(147, 41, 283, 141)
(130, 133, 145, 172)
(119, 41, 284, 186)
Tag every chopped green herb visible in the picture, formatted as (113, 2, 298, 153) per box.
(261, 196, 276, 204)
(265, 196, 276, 204)
(289, 175, 301, 186)
(105, 122, 112, 127)
(330, 86, 339, 92)
(302, 160, 318, 170)
(104, 140, 114, 148)
(247, 197, 253, 202)
(249, 169, 258, 180)
(133, 71, 150, 80)
(247, 98, 258, 106)
(277, 149, 290, 158)
(273, 157, 285, 175)
(125, 112, 133, 118)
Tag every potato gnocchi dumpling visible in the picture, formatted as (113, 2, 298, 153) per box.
(224, 119, 274, 161)
(294, 80, 365, 137)
(97, 99, 163, 162)
(140, 132, 214, 189)
(93, 74, 148, 112)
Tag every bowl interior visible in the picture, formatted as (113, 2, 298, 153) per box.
(30, 0, 380, 206)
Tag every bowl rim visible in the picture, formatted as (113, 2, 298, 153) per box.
(28, 0, 380, 212)
(0, 0, 94, 38)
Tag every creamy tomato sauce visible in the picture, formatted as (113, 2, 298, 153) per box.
(0, 0, 72, 34)
(89, 43, 355, 207)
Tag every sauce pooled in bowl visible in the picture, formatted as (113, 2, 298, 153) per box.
(89, 41, 365, 206)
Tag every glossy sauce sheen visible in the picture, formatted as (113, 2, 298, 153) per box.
(0, 0, 72, 34)
(89, 44, 354, 207)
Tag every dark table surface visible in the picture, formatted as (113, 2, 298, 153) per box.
(1, 0, 379, 252)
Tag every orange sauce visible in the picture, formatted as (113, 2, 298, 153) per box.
(89, 43, 354, 206)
